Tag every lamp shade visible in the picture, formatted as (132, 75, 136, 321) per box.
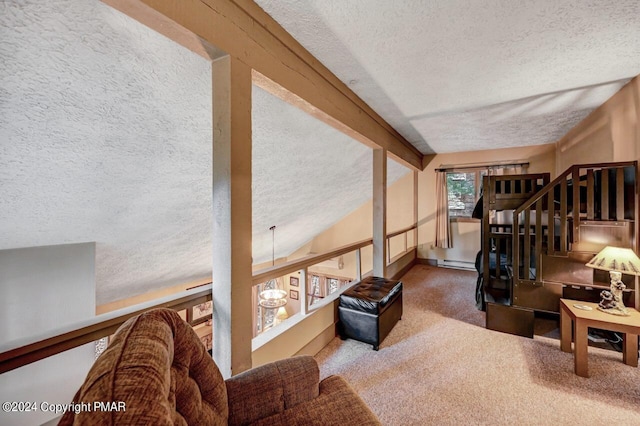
(258, 288, 287, 309)
(276, 306, 289, 321)
(585, 246, 640, 276)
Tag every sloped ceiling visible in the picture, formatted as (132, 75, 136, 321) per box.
(252, 86, 408, 265)
(3, 0, 638, 304)
(0, 0, 407, 304)
(255, 0, 640, 154)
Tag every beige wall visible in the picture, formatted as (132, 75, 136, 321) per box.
(556, 77, 640, 170)
(417, 144, 556, 264)
(251, 300, 336, 367)
(308, 170, 415, 251)
(292, 170, 416, 278)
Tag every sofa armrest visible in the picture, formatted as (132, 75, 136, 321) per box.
(225, 355, 320, 426)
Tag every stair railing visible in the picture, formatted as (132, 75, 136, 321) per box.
(512, 161, 637, 289)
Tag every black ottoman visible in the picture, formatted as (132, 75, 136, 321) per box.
(338, 276, 403, 350)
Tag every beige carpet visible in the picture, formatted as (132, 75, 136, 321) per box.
(315, 265, 640, 425)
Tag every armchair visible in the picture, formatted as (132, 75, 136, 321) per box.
(59, 308, 380, 425)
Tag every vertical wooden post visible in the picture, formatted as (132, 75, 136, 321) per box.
(356, 248, 362, 281)
(414, 171, 418, 248)
(373, 148, 387, 277)
(300, 268, 308, 315)
(212, 56, 253, 378)
(572, 167, 580, 244)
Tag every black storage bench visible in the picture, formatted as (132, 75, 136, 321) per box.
(338, 276, 403, 350)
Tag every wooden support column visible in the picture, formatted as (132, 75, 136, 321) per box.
(212, 55, 253, 378)
(300, 268, 308, 315)
(413, 171, 419, 247)
(373, 148, 387, 277)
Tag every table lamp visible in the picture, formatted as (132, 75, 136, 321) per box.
(585, 246, 640, 316)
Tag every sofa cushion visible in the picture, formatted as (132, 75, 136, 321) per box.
(59, 308, 227, 425)
(249, 375, 381, 426)
(226, 355, 320, 426)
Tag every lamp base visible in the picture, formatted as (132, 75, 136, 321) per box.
(597, 270, 629, 316)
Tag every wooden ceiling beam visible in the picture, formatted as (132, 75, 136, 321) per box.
(102, 0, 424, 170)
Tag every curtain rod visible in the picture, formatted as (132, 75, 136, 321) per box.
(435, 160, 529, 173)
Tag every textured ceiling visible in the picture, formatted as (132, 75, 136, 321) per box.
(252, 86, 407, 264)
(0, 0, 407, 304)
(255, 0, 640, 154)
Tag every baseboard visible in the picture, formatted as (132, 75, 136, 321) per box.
(416, 258, 437, 266)
(437, 259, 476, 271)
(294, 323, 337, 357)
(389, 249, 416, 280)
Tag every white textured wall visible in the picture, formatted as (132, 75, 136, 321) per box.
(0, 0, 213, 304)
(0, 243, 96, 426)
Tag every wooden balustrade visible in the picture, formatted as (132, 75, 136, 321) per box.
(0, 285, 212, 374)
(1, 224, 417, 375)
(513, 161, 637, 286)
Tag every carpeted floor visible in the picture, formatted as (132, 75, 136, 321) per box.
(315, 265, 640, 425)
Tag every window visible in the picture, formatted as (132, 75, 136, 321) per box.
(309, 275, 323, 305)
(255, 279, 277, 333)
(446, 171, 483, 218)
(327, 278, 339, 295)
(308, 273, 353, 306)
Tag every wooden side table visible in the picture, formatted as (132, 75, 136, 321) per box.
(560, 298, 640, 377)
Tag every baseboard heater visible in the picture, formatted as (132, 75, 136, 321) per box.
(437, 259, 476, 271)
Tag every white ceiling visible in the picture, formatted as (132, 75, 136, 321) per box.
(255, 0, 640, 154)
(0, 0, 407, 304)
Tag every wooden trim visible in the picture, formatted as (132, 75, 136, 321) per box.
(189, 314, 212, 327)
(252, 70, 382, 152)
(107, 0, 422, 170)
(387, 225, 417, 239)
(102, 0, 226, 60)
(373, 148, 388, 277)
(616, 167, 625, 220)
(586, 169, 595, 220)
(560, 178, 568, 253)
(252, 238, 373, 285)
(0, 286, 212, 374)
(517, 162, 636, 214)
(212, 55, 254, 376)
(435, 160, 529, 173)
(602, 169, 610, 220)
(572, 166, 580, 244)
(416, 258, 438, 266)
(450, 217, 480, 223)
(389, 250, 417, 280)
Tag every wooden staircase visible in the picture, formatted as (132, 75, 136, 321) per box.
(486, 161, 638, 335)
(512, 161, 637, 312)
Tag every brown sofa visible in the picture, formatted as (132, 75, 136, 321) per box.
(60, 308, 380, 425)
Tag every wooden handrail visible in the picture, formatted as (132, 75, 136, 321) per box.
(514, 161, 637, 216)
(0, 285, 212, 374)
(387, 225, 417, 239)
(252, 237, 373, 285)
(1, 226, 417, 374)
(253, 226, 417, 285)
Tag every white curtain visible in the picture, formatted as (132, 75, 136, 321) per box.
(435, 171, 452, 248)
